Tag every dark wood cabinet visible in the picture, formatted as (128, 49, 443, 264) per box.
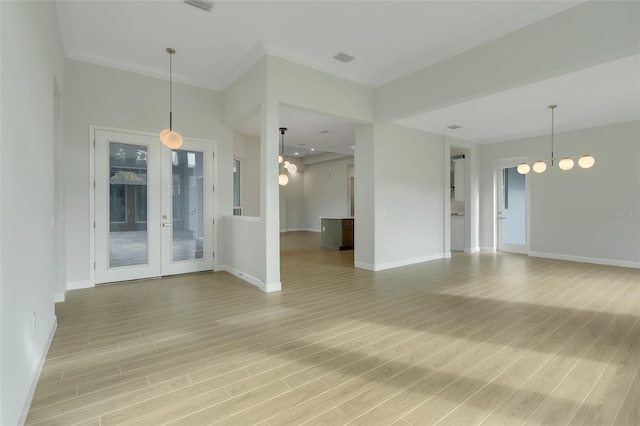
(320, 218, 354, 250)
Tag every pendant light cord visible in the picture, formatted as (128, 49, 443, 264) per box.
(169, 51, 173, 132)
(279, 128, 287, 168)
(549, 104, 556, 166)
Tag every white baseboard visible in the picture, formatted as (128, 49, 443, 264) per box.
(19, 317, 57, 425)
(444, 252, 452, 258)
(354, 261, 375, 271)
(356, 253, 447, 272)
(280, 228, 319, 233)
(54, 292, 65, 303)
(263, 282, 282, 292)
(218, 265, 282, 292)
(529, 251, 640, 269)
(480, 246, 496, 252)
(67, 280, 94, 290)
(464, 247, 480, 254)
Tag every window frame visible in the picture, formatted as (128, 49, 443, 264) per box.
(232, 157, 244, 216)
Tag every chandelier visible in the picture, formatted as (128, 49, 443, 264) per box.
(517, 105, 595, 174)
(278, 127, 297, 186)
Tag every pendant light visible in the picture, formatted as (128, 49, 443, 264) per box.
(278, 128, 298, 186)
(159, 48, 183, 149)
(279, 128, 289, 186)
(517, 105, 595, 175)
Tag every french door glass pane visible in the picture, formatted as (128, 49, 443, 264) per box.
(171, 150, 204, 262)
(109, 142, 148, 268)
(502, 166, 526, 245)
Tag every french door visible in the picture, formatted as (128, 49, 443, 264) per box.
(95, 129, 214, 284)
(497, 165, 528, 254)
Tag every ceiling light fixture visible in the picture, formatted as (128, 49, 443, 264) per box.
(159, 48, 183, 149)
(278, 128, 297, 186)
(517, 105, 595, 175)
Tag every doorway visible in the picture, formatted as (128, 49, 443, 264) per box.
(94, 129, 215, 284)
(497, 165, 528, 254)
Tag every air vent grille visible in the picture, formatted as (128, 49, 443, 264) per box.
(447, 125, 462, 130)
(333, 52, 355, 63)
(184, 0, 215, 12)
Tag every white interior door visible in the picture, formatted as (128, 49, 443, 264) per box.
(497, 165, 528, 254)
(95, 130, 214, 284)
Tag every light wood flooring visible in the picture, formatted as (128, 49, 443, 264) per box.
(27, 232, 640, 425)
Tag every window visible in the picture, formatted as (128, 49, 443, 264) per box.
(233, 158, 242, 215)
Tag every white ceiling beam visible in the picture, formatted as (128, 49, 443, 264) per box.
(375, 1, 640, 122)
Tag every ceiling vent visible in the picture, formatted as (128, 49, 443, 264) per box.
(184, 0, 215, 12)
(333, 52, 355, 63)
(447, 125, 462, 130)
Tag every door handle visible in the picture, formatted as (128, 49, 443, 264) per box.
(162, 223, 172, 227)
(498, 216, 506, 220)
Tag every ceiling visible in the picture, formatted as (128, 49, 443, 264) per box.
(55, 1, 639, 154)
(235, 105, 356, 157)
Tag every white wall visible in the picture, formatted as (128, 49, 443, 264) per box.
(0, 2, 65, 424)
(63, 59, 233, 288)
(481, 121, 640, 267)
(268, 56, 374, 124)
(355, 123, 446, 271)
(302, 158, 353, 231)
(220, 216, 266, 289)
(373, 123, 445, 269)
(355, 124, 376, 268)
(279, 157, 305, 231)
(233, 130, 260, 217)
(222, 59, 280, 291)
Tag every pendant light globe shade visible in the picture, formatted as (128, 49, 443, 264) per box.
(278, 173, 289, 186)
(533, 161, 547, 173)
(278, 155, 283, 164)
(517, 163, 531, 175)
(159, 129, 183, 149)
(286, 163, 297, 174)
(283, 160, 290, 168)
(578, 155, 595, 169)
(558, 157, 574, 171)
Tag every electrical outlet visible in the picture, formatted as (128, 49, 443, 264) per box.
(32, 312, 37, 331)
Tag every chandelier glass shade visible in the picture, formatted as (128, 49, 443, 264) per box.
(578, 154, 595, 169)
(517, 105, 595, 175)
(532, 161, 547, 173)
(558, 157, 574, 171)
(159, 48, 183, 149)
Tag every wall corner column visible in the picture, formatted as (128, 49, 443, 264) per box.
(260, 99, 281, 291)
